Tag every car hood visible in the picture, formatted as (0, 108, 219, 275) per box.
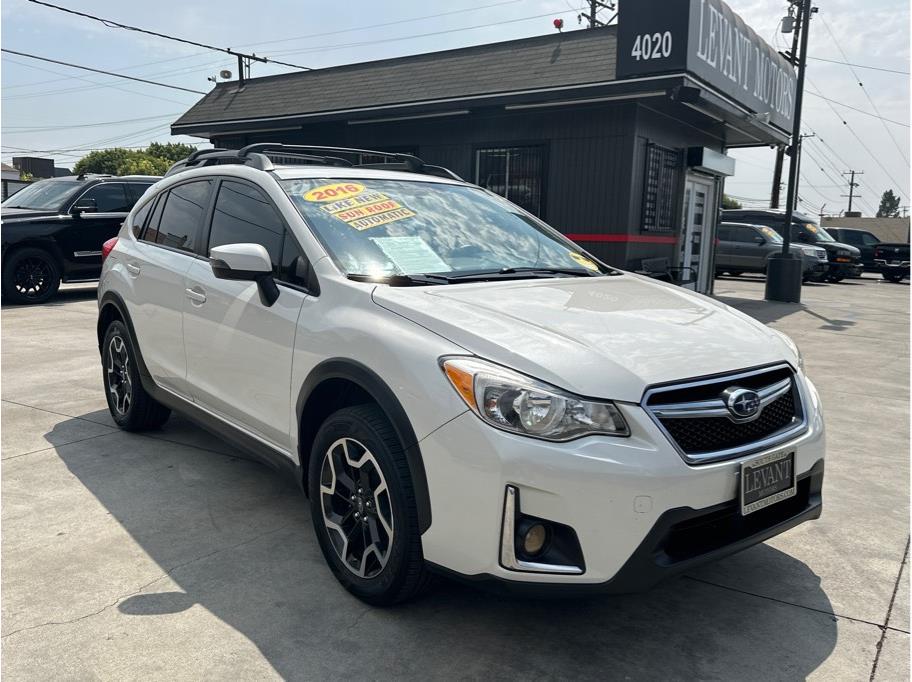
(1, 208, 61, 221)
(372, 274, 795, 403)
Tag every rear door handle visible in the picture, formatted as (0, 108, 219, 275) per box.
(125, 262, 141, 275)
(185, 287, 207, 305)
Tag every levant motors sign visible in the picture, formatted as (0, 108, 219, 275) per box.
(616, 0, 797, 132)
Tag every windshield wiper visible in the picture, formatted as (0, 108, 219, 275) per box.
(447, 267, 601, 280)
(347, 273, 451, 286)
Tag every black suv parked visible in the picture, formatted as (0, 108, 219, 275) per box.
(1, 174, 158, 303)
(721, 209, 863, 282)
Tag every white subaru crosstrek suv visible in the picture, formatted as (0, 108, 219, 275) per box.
(97, 145, 824, 605)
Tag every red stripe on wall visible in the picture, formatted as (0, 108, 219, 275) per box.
(565, 233, 679, 244)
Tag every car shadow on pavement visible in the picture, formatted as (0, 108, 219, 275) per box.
(43, 415, 839, 680)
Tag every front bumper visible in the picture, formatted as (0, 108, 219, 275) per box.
(829, 260, 863, 277)
(418, 376, 826, 588)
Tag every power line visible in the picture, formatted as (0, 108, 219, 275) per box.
(820, 16, 908, 165)
(270, 7, 587, 58)
(805, 90, 910, 128)
(0, 49, 205, 94)
(806, 74, 909, 201)
(232, 0, 525, 50)
(25, 0, 312, 73)
(1, 55, 201, 107)
(808, 55, 909, 75)
(2, 113, 181, 133)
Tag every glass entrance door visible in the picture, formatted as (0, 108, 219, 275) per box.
(680, 175, 717, 292)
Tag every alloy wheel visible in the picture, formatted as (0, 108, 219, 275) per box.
(319, 437, 394, 579)
(13, 257, 52, 299)
(106, 335, 132, 415)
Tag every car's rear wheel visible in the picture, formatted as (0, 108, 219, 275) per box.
(309, 404, 432, 605)
(2, 247, 61, 304)
(102, 320, 171, 430)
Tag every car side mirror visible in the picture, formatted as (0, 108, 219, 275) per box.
(797, 233, 810, 242)
(754, 236, 766, 244)
(209, 243, 279, 306)
(71, 198, 97, 216)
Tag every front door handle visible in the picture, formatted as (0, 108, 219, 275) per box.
(125, 262, 141, 275)
(185, 287, 207, 305)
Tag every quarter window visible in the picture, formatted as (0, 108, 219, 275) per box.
(208, 181, 283, 266)
(145, 180, 212, 252)
(79, 183, 130, 212)
(130, 199, 154, 238)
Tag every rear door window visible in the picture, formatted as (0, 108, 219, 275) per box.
(146, 180, 212, 253)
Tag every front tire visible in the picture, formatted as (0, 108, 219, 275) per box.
(309, 404, 432, 605)
(102, 320, 171, 430)
(2, 247, 61, 304)
(884, 273, 904, 283)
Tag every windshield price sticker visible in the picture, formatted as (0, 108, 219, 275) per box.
(303, 182, 366, 202)
(320, 191, 390, 214)
(347, 206, 416, 231)
(570, 252, 600, 271)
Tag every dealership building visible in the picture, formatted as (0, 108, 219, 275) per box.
(172, 0, 796, 294)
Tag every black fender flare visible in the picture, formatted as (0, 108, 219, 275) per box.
(296, 358, 432, 534)
(97, 290, 153, 381)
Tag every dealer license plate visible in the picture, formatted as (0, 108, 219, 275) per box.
(740, 450, 796, 516)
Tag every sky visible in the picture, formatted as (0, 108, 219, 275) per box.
(1, 0, 909, 217)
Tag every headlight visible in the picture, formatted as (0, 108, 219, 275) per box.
(773, 330, 803, 370)
(441, 357, 629, 441)
(799, 246, 817, 256)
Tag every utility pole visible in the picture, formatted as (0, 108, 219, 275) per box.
(766, 0, 816, 303)
(580, 0, 616, 28)
(792, 132, 815, 211)
(818, 204, 827, 222)
(842, 170, 863, 214)
(770, 2, 804, 209)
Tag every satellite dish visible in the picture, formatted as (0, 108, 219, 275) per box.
(219, 69, 232, 79)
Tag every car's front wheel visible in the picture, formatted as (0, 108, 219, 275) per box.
(2, 247, 61, 304)
(102, 320, 171, 430)
(309, 404, 432, 605)
(883, 272, 905, 283)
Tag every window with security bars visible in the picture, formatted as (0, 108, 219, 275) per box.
(475, 145, 544, 216)
(642, 144, 681, 232)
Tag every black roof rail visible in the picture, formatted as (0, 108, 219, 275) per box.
(164, 142, 463, 181)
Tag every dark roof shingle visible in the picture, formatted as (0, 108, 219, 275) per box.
(173, 28, 617, 129)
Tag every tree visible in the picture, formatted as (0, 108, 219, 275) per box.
(877, 189, 901, 218)
(721, 195, 742, 209)
(73, 142, 196, 176)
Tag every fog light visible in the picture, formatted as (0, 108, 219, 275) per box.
(522, 523, 548, 555)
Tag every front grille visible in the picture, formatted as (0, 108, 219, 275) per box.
(644, 365, 806, 464)
(661, 391, 795, 455)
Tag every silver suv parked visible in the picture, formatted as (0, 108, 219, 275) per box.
(715, 222, 828, 282)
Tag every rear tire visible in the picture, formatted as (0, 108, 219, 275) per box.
(101, 320, 171, 431)
(309, 404, 432, 606)
(2, 247, 61, 304)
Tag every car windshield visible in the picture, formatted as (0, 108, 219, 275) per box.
(806, 223, 835, 241)
(1, 179, 83, 210)
(758, 226, 783, 243)
(280, 178, 610, 279)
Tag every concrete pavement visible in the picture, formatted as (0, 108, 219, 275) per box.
(2, 275, 908, 680)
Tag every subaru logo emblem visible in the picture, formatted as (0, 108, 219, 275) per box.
(722, 387, 761, 419)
